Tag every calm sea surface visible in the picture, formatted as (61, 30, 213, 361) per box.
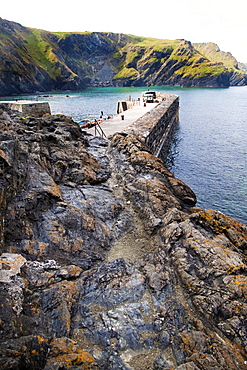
(1, 86, 246, 224)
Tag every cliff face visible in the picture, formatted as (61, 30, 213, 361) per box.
(0, 17, 246, 96)
(193, 42, 247, 86)
(0, 106, 247, 369)
(0, 18, 87, 95)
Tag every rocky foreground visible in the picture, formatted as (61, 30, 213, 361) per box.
(0, 107, 247, 369)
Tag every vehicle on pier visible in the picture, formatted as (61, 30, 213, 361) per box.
(142, 91, 156, 103)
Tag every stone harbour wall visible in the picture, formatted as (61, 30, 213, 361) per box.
(117, 99, 141, 114)
(0, 101, 51, 116)
(124, 93, 179, 160)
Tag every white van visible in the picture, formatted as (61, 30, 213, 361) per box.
(143, 91, 156, 103)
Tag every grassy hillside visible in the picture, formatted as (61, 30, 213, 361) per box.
(0, 18, 246, 96)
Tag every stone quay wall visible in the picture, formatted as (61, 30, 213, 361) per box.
(123, 93, 179, 161)
(117, 98, 141, 114)
(0, 101, 51, 116)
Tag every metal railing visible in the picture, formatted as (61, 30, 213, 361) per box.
(94, 121, 106, 138)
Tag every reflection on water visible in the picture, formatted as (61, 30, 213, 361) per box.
(165, 125, 181, 170)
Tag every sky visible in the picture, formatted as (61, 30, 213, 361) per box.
(1, 0, 247, 62)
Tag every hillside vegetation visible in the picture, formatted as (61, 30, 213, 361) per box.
(0, 17, 246, 95)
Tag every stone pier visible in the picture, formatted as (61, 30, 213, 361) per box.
(88, 92, 179, 160)
(0, 100, 51, 116)
(123, 93, 179, 160)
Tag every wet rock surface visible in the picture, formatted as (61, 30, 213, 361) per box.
(0, 107, 247, 369)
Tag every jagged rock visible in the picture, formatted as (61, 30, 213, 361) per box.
(0, 253, 26, 283)
(0, 107, 247, 369)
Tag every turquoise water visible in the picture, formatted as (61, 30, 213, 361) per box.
(1, 86, 246, 224)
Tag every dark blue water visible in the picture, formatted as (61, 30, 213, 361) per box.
(1, 86, 246, 224)
(165, 86, 247, 225)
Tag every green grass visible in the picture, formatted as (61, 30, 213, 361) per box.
(193, 42, 239, 70)
(19, 29, 77, 79)
(176, 62, 226, 78)
(133, 36, 180, 49)
(114, 67, 139, 79)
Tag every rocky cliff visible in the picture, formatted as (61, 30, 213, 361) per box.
(193, 42, 247, 86)
(0, 104, 247, 369)
(0, 17, 246, 96)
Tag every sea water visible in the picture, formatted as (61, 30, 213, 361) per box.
(1, 86, 246, 224)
